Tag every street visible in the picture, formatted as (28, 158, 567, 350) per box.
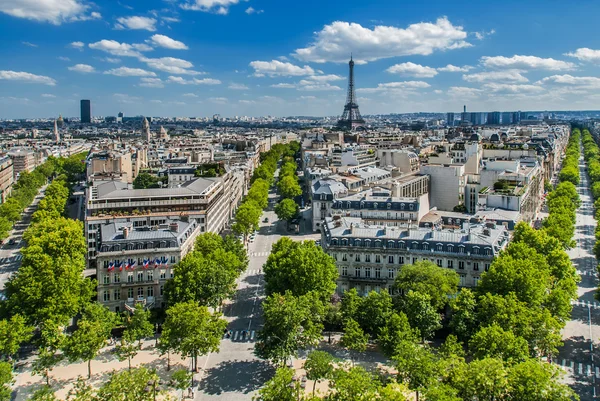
(0, 185, 46, 293)
(558, 151, 600, 400)
(195, 177, 319, 400)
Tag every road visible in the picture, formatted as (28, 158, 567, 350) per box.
(195, 176, 320, 401)
(0, 185, 46, 293)
(558, 149, 600, 400)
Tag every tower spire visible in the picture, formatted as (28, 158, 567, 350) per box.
(337, 55, 365, 130)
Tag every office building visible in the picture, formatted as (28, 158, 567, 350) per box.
(446, 112, 455, 126)
(81, 100, 91, 123)
(486, 111, 501, 125)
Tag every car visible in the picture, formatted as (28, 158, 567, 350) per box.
(315, 240, 321, 246)
(8, 239, 15, 245)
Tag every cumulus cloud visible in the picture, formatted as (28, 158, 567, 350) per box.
(113, 93, 141, 103)
(386, 62, 438, 78)
(0, 0, 100, 25)
(104, 67, 157, 77)
(358, 81, 430, 93)
(245, 7, 263, 14)
(447, 86, 481, 97)
(209, 97, 228, 104)
(115, 16, 156, 31)
(270, 83, 296, 88)
(480, 55, 576, 71)
(463, 70, 528, 83)
(147, 34, 188, 50)
(180, 0, 241, 15)
(474, 29, 495, 40)
(249, 60, 315, 77)
(536, 74, 600, 88)
(89, 40, 152, 57)
(564, 48, 600, 63)
(22, 41, 38, 47)
(270, 75, 344, 91)
(70, 41, 85, 50)
(293, 17, 470, 63)
(167, 76, 221, 85)
(437, 64, 472, 72)
(0, 70, 56, 85)
(68, 63, 95, 73)
(41, 94, 56, 98)
(183, 93, 198, 97)
(99, 57, 121, 63)
(58, 56, 71, 61)
(481, 83, 544, 94)
(139, 78, 163, 88)
(141, 57, 202, 75)
(228, 83, 249, 90)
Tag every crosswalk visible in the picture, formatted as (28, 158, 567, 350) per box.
(0, 255, 22, 264)
(246, 269, 263, 275)
(250, 252, 270, 257)
(579, 270, 597, 277)
(556, 359, 599, 378)
(571, 299, 600, 309)
(223, 330, 256, 342)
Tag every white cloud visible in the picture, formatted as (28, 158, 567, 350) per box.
(447, 86, 481, 98)
(68, 63, 95, 73)
(100, 57, 121, 63)
(162, 16, 180, 23)
(245, 6, 263, 14)
(564, 48, 600, 63)
(463, 70, 528, 83)
(209, 97, 228, 104)
(183, 93, 198, 97)
(298, 95, 316, 100)
(150, 99, 162, 103)
(270, 83, 296, 88)
(481, 83, 544, 94)
(167, 76, 221, 85)
(228, 83, 249, 90)
(270, 75, 344, 91)
(297, 82, 342, 91)
(104, 67, 157, 77)
(0, 0, 100, 25)
(113, 93, 141, 104)
(58, 56, 71, 61)
(536, 74, 600, 89)
(386, 62, 438, 78)
(89, 40, 152, 57)
(0, 70, 56, 85)
(249, 60, 315, 77)
(141, 57, 202, 75)
(304, 74, 344, 82)
(147, 34, 188, 50)
(181, 0, 240, 14)
(437, 64, 472, 72)
(115, 16, 156, 31)
(70, 41, 84, 50)
(139, 77, 164, 88)
(41, 94, 56, 98)
(480, 55, 576, 71)
(22, 41, 38, 47)
(239, 99, 255, 104)
(293, 17, 470, 63)
(358, 81, 430, 93)
(474, 29, 495, 40)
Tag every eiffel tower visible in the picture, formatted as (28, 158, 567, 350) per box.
(338, 55, 365, 130)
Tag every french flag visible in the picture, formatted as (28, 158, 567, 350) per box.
(130, 260, 136, 269)
(161, 256, 168, 267)
(124, 260, 130, 270)
(108, 261, 114, 271)
(117, 260, 123, 272)
(143, 259, 149, 269)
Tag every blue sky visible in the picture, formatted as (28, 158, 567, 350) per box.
(2, 0, 600, 118)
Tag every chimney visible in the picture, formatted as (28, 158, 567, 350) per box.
(123, 227, 129, 239)
(169, 222, 179, 232)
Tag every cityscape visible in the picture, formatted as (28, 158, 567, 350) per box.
(1, 1, 600, 400)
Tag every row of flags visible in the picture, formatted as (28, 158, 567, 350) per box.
(107, 257, 169, 271)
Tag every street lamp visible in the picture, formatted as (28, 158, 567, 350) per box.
(144, 379, 161, 401)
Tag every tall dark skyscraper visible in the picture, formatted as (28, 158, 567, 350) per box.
(80, 99, 91, 123)
(338, 56, 365, 130)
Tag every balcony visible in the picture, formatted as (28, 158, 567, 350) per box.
(88, 197, 210, 211)
(121, 279, 160, 287)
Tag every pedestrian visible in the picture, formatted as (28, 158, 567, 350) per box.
(187, 387, 192, 399)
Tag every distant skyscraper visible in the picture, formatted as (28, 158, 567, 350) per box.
(512, 111, 521, 124)
(487, 111, 501, 125)
(470, 112, 485, 125)
(338, 56, 365, 130)
(446, 112, 455, 126)
(53, 119, 60, 144)
(142, 117, 151, 142)
(80, 99, 91, 123)
(501, 112, 512, 124)
(461, 105, 469, 124)
(117, 111, 124, 123)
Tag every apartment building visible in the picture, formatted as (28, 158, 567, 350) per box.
(0, 157, 13, 203)
(322, 216, 509, 295)
(9, 149, 36, 179)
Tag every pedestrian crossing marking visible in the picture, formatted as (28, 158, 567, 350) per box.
(579, 363, 583, 375)
(250, 330, 255, 340)
(233, 331, 239, 341)
(223, 330, 257, 342)
(250, 252, 270, 257)
(556, 360, 596, 377)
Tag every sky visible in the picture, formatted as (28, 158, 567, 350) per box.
(2, 0, 600, 119)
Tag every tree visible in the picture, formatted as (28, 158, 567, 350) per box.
(161, 301, 226, 378)
(170, 369, 192, 400)
(339, 319, 368, 364)
(0, 362, 13, 401)
(469, 324, 529, 364)
(264, 238, 337, 301)
(30, 386, 59, 401)
(133, 172, 160, 189)
(115, 330, 140, 371)
(255, 291, 324, 367)
(277, 175, 302, 199)
(66, 377, 95, 401)
(275, 199, 299, 224)
(449, 289, 477, 342)
(253, 367, 298, 401)
(63, 303, 117, 379)
(32, 321, 65, 386)
(392, 340, 438, 401)
(422, 384, 461, 401)
(247, 179, 269, 209)
(0, 314, 33, 360)
(232, 201, 261, 240)
(401, 291, 441, 342)
(95, 367, 158, 401)
(457, 358, 509, 401)
(357, 290, 393, 336)
(394, 261, 459, 310)
(377, 312, 418, 358)
(327, 366, 381, 401)
(303, 350, 335, 396)
(223, 234, 248, 272)
(124, 304, 154, 346)
(508, 359, 578, 401)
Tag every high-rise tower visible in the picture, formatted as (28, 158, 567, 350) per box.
(142, 117, 151, 142)
(80, 99, 91, 123)
(53, 119, 60, 144)
(338, 56, 365, 130)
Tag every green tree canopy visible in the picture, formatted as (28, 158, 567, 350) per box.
(394, 261, 459, 310)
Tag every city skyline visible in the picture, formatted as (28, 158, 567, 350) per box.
(3, 0, 600, 118)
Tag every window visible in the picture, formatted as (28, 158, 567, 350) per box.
(170, 270, 174, 278)
(114, 274, 120, 283)
(473, 247, 480, 255)
(437, 259, 443, 267)
(365, 267, 371, 278)
(160, 270, 166, 279)
(398, 242, 405, 250)
(484, 263, 490, 272)
(342, 266, 348, 276)
(409, 204, 414, 210)
(388, 268, 395, 279)
(103, 275, 110, 284)
(375, 267, 381, 278)
(137, 272, 144, 282)
(355, 254, 360, 262)
(342, 254, 348, 262)
(399, 256, 404, 265)
(459, 275, 466, 286)
(355, 267, 361, 277)
(171, 256, 176, 263)
(437, 244, 443, 251)
(147, 271, 153, 281)
(375, 255, 381, 263)
(458, 261, 465, 270)
(103, 291, 110, 302)
(127, 288, 134, 299)
(474, 277, 480, 286)
(447, 260, 454, 269)
(137, 287, 144, 297)
(458, 247, 465, 254)
(127, 273, 134, 283)
(365, 254, 371, 263)
(484, 248, 492, 256)
(387, 203, 391, 209)
(423, 243, 429, 251)
(447, 245, 454, 253)
(412, 257, 417, 264)
(160, 286, 164, 296)
(473, 263, 480, 271)
(147, 287, 154, 297)
(388, 255, 394, 264)
(114, 290, 121, 301)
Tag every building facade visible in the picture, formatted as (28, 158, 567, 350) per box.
(0, 157, 14, 203)
(81, 100, 91, 123)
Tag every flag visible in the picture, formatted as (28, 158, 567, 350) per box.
(124, 260, 130, 270)
(108, 261, 114, 271)
(143, 259, 149, 269)
(130, 260, 136, 269)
